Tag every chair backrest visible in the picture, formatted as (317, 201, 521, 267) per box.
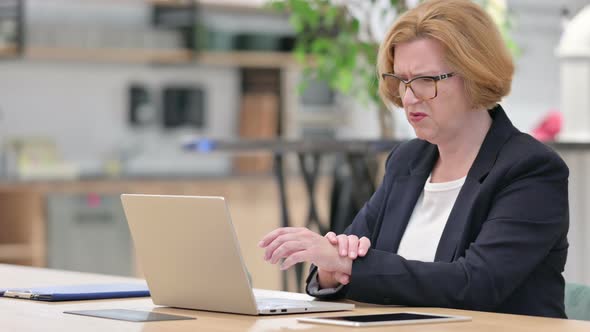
(565, 282, 590, 321)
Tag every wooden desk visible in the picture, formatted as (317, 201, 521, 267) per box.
(2, 264, 589, 332)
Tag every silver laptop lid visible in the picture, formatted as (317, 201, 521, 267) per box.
(121, 194, 259, 315)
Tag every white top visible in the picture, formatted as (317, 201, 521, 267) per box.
(396, 174, 466, 262)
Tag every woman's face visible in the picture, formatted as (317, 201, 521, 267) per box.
(393, 38, 473, 144)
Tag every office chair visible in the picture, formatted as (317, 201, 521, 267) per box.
(565, 282, 590, 321)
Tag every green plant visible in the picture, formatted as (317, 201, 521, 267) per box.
(268, 0, 383, 106)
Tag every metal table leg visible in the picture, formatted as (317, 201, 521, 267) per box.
(346, 153, 378, 210)
(273, 153, 290, 291)
(298, 153, 327, 234)
(289, 152, 326, 292)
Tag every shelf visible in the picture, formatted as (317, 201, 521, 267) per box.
(197, 51, 297, 68)
(0, 244, 32, 261)
(149, 0, 270, 12)
(25, 47, 194, 64)
(23, 47, 298, 67)
(148, 0, 193, 5)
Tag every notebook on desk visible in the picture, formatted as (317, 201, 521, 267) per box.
(0, 283, 150, 301)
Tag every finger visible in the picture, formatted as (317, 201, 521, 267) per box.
(358, 237, 371, 256)
(337, 234, 348, 256)
(270, 241, 307, 264)
(258, 227, 299, 248)
(333, 271, 350, 285)
(347, 235, 359, 259)
(325, 231, 338, 244)
(264, 233, 300, 261)
(280, 251, 307, 270)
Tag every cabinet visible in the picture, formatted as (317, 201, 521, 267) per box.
(0, 191, 44, 266)
(46, 194, 133, 276)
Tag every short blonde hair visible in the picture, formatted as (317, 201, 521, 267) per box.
(378, 0, 514, 109)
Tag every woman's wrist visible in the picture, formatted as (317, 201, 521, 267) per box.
(317, 269, 340, 289)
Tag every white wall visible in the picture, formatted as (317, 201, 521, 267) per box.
(497, 0, 588, 132)
(0, 60, 240, 176)
(557, 148, 590, 286)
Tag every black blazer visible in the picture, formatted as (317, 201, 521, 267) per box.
(307, 105, 569, 318)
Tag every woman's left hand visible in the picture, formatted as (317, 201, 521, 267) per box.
(258, 227, 352, 274)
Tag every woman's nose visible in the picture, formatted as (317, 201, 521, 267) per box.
(402, 86, 421, 106)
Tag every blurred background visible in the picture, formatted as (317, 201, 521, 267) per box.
(0, 0, 589, 292)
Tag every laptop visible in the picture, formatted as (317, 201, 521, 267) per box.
(120, 194, 354, 315)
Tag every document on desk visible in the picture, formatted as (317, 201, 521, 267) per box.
(0, 283, 150, 301)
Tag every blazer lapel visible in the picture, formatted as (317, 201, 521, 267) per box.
(376, 144, 438, 253)
(434, 177, 482, 262)
(434, 105, 518, 262)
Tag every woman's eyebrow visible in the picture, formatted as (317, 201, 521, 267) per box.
(392, 71, 438, 79)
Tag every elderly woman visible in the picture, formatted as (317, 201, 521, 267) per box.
(259, 0, 569, 318)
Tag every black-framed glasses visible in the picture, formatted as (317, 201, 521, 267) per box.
(381, 72, 455, 101)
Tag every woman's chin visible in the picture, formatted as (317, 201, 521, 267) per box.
(413, 129, 433, 142)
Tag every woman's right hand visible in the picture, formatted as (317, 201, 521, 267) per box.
(318, 232, 371, 287)
(325, 232, 371, 259)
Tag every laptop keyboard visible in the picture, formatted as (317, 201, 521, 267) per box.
(256, 298, 313, 309)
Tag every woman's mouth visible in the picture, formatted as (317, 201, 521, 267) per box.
(409, 112, 428, 122)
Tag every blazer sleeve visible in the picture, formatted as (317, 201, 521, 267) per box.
(305, 144, 400, 299)
(344, 151, 569, 311)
